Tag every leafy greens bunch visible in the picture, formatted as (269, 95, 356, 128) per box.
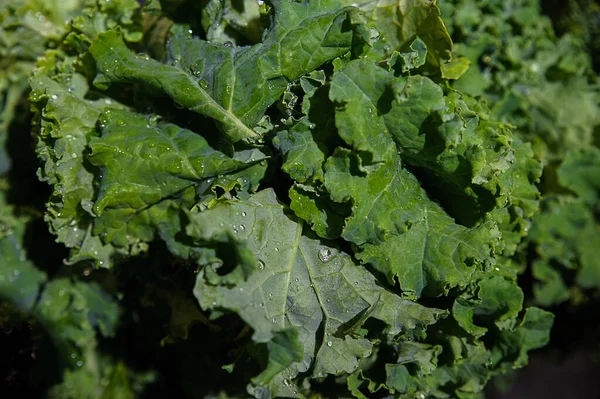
(441, 0, 600, 312)
(0, 0, 570, 397)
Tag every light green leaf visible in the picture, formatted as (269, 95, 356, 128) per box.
(201, 0, 265, 44)
(344, 0, 452, 68)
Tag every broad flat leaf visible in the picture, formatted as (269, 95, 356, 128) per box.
(188, 189, 445, 393)
(90, 0, 356, 142)
(324, 148, 495, 297)
(87, 108, 267, 249)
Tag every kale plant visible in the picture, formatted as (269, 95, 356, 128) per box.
(5, 0, 597, 397)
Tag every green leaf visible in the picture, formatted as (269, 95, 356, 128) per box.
(188, 189, 444, 392)
(273, 119, 325, 183)
(395, 36, 428, 73)
(87, 107, 266, 249)
(329, 60, 397, 164)
(493, 307, 554, 369)
(201, 0, 265, 44)
(90, 0, 356, 142)
(30, 52, 121, 267)
(531, 260, 571, 307)
(251, 328, 304, 387)
(557, 147, 600, 206)
(452, 276, 523, 337)
(0, 206, 46, 312)
(324, 148, 496, 297)
(529, 197, 600, 292)
(327, 59, 537, 234)
(288, 183, 347, 239)
(441, 56, 471, 80)
(344, 0, 452, 68)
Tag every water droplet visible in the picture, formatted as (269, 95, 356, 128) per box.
(259, 302, 264, 307)
(274, 247, 279, 252)
(241, 211, 247, 217)
(327, 341, 332, 347)
(269, 293, 273, 299)
(51, 94, 58, 100)
(239, 224, 246, 231)
(258, 260, 265, 271)
(212, 301, 217, 306)
(318, 248, 333, 263)
(272, 318, 277, 323)
(76, 360, 83, 367)
(199, 80, 209, 89)
(294, 278, 299, 282)
(223, 41, 233, 47)
(70, 353, 76, 359)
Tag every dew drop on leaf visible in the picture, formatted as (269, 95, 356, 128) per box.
(258, 260, 265, 271)
(318, 248, 333, 262)
(327, 341, 332, 347)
